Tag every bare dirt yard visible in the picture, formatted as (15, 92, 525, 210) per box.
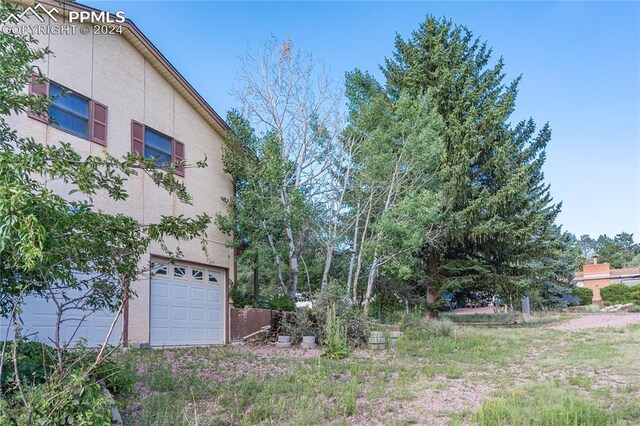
(117, 314, 640, 425)
(552, 313, 640, 331)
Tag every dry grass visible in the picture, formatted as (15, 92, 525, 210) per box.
(116, 316, 640, 425)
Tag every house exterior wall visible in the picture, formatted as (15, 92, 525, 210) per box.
(5, 9, 234, 345)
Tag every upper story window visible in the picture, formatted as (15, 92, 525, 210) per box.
(49, 83, 90, 139)
(27, 75, 108, 146)
(144, 128, 173, 166)
(131, 120, 185, 177)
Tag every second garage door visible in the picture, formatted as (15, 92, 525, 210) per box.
(150, 262, 224, 346)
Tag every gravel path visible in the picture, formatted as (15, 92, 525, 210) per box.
(552, 313, 640, 331)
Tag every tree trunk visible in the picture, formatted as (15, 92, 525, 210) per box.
(363, 256, 380, 315)
(353, 192, 374, 303)
(346, 203, 360, 297)
(320, 244, 333, 291)
(253, 252, 259, 304)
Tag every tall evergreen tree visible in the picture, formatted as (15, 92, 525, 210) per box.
(350, 17, 565, 304)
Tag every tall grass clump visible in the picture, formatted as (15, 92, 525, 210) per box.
(426, 319, 455, 337)
(322, 304, 350, 359)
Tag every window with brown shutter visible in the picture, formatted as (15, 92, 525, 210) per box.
(131, 120, 145, 154)
(131, 121, 186, 177)
(173, 139, 185, 177)
(91, 101, 108, 146)
(27, 73, 49, 123)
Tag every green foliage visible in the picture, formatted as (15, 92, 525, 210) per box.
(268, 295, 296, 312)
(594, 233, 640, 268)
(350, 16, 567, 306)
(571, 287, 593, 306)
(0, 341, 56, 389)
(314, 285, 372, 346)
(473, 383, 616, 425)
(425, 319, 455, 337)
(230, 289, 256, 309)
(586, 304, 601, 313)
(571, 287, 594, 306)
(282, 309, 315, 343)
(600, 284, 640, 305)
(321, 304, 350, 359)
(1, 341, 135, 424)
(22, 373, 114, 425)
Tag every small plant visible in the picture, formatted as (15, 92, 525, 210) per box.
(268, 294, 296, 312)
(282, 310, 316, 344)
(322, 304, 350, 359)
(586, 304, 601, 313)
(426, 319, 455, 337)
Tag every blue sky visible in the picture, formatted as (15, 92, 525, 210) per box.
(88, 1, 640, 240)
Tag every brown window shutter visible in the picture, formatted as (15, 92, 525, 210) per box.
(90, 101, 108, 146)
(27, 73, 49, 122)
(131, 120, 145, 155)
(173, 139, 185, 177)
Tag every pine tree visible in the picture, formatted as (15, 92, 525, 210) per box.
(369, 17, 564, 304)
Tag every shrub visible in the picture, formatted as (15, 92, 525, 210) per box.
(426, 319, 455, 337)
(400, 310, 425, 330)
(600, 284, 640, 304)
(313, 285, 372, 346)
(1, 340, 134, 423)
(230, 289, 255, 308)
(268, 294, 296, 312)
(282, 309, 316, 343)
(1, 341, 56, 390)
(571, 287, 593, 306)
(586, 304, 601, 313)
(321, 304, 349, 359)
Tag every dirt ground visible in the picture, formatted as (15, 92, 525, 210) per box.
(552, 313, 640, 331)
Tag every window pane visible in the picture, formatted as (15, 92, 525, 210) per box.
(151, 262, 167, 275)
(145, 129, 172, 165)
(50, 84, 89, 117)
(208, 271, 220, 283)
(174, 266, 186, 278)
(49, 83, 90, 138)
(192, 269, 203, 280)
(50, 106, 89, 137)
(145, 146, 172, 165)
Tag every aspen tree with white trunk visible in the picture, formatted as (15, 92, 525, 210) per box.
(219, 37, 343, 298)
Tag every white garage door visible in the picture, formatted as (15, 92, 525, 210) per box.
(0, 275, 122, 348)
(150, 262, 224, 346)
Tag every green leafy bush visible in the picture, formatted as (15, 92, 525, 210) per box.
(23, 373, 114, 425)
(571, 287, 593, 306)
(426, 319, 455, 337)
(282, 309, 316, 343)
(1, 340, 134, 423)
(268, 294, 296, 312)
(600, 284, 640, 304)
(321, 304, 350, 359)
(1, 341, 56, 390)
(313, 285, 372, 346)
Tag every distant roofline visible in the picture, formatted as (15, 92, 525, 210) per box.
(12, 0, 231, 135)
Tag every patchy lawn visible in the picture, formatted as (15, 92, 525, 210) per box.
(117, 315, 640, 425)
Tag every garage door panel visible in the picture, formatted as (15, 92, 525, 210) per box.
(173, 285, 189, 299)
(0, 291, 122, 348)
(155, 282, 170, 298)
(150, 273, 223, 346)
(191, 308, 205, 321)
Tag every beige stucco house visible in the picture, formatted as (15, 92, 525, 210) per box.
(2, 0, 234, 346)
